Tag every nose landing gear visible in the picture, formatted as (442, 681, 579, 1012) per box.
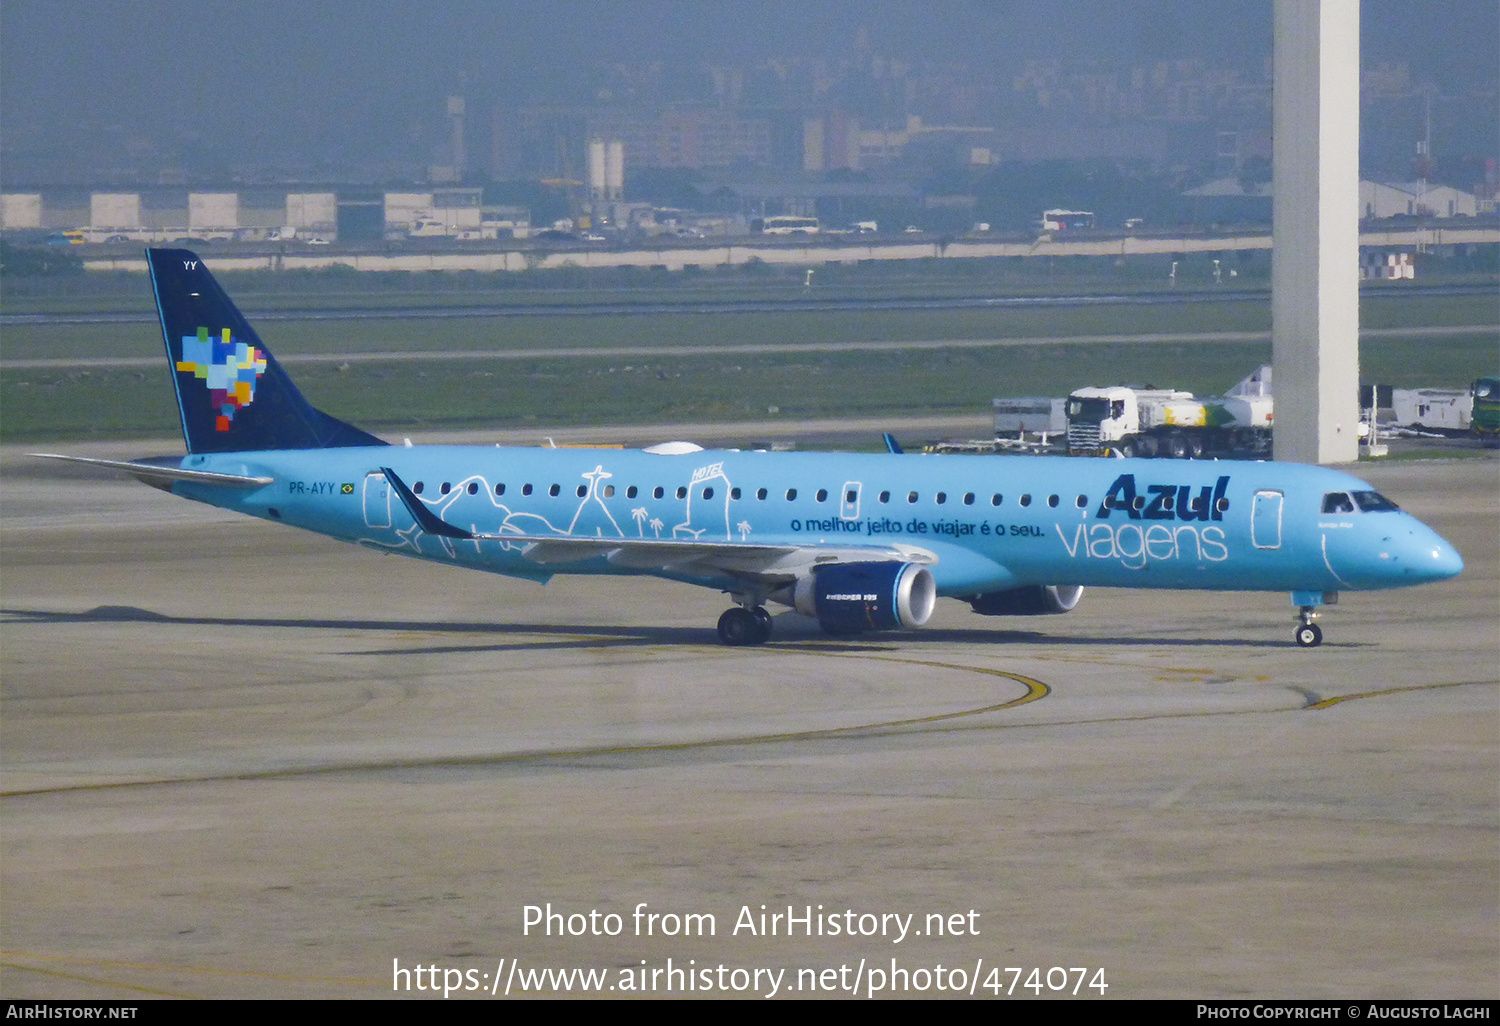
(1294, 613, 1323, 647)
(1291, 590, 1335, 647)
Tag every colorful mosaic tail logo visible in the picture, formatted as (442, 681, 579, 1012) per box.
(175, 327, 267, 432)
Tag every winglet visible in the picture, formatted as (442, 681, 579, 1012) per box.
(883, 432, 905, 454)
(380, 467, 474, 539)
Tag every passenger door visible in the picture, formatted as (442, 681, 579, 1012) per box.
(1251, 489, 1283, 549)
(363, 471, 392, 528)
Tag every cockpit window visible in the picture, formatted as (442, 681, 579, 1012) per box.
(1351, 490, 1400, 512)
(1321, 492, 1355, 514)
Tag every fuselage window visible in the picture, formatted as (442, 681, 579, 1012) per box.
(626, 485, 637, 499)
(495, 483, 505, 496)
(522, 483, 533, 496)
(935, 492, 947, 505)
(879, 491, 891, 503)
(440, 482, 451, 495)
(1047, 494, 1059, 508)
(676, 486, 687, 499)
(816, 489, 827, 502)
(786, 488, 797, 501)
(991, 494, 1002, 506)
(907, 491, 919, 503)
(576, 485, 587, 497)
(603, 485, 615, 498)
(756, 487, 767, 500)
(467, 482, 478, 495)
(963, 493, 975, 505)
(1019, 494, 1032, 507)
(846, 489, 857, 504)
(731, 487, 741, 500)
(413, 481, 425, 495)
(549, 484, 561, 497)
(703, 487, 714, 500)
(1075, 494, 1088, 508)
(653, 486, 664, 499)
(1216, 497, 1230, 513)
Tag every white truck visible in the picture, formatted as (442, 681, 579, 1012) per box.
(1066, 366, 1274, 458)
(1389, 388, 1472, 435)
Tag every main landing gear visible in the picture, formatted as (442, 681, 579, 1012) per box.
(717, 605, 773, 646)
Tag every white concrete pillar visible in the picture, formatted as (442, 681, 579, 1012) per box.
(1272, 0, 1361, 464)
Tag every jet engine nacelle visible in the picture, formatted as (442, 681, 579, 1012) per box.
(792, 562, 937, 634)
(968, 584, 1084, 616)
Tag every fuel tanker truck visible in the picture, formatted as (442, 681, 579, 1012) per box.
(1066, 366, 1274, 459)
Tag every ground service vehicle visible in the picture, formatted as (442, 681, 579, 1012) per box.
(1472, 377, 1500, 446)
(1066, 367, 1274, 459)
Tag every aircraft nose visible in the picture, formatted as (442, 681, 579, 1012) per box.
(1423, 535, 1464, 581)
(1382, 521, 1463, 583)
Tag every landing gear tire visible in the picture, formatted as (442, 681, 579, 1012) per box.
(718, 607, 770, 646)
(1294, 622, 1323, 648)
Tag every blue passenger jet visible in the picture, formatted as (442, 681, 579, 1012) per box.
(34, 249, 1463, 648)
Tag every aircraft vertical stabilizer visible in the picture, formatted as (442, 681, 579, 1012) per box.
(147, 248, 386, 453)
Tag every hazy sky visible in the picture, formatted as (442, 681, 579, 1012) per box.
(2, 0, 1494, 178)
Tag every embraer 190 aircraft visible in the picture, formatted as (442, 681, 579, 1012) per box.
(34, 249, 1463, 648)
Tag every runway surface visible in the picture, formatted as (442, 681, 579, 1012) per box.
(1, 453, 1495, 999)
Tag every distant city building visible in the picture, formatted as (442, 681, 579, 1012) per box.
(1, 193, 43, 229)
(1360, 180, 1479, 218)
(803, 114, 996, 172)
(0, 189, 338, 239)
(384, 189, 484, 234)
(1180, 177, 1481, 223)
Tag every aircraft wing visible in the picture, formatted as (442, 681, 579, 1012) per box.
(487, 533, 936, 580)
(380, 466, 936, 582)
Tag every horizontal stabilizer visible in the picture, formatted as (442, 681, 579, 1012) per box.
(29, 453, 273, 489)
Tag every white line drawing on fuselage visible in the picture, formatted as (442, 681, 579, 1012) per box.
(362, 461, 731, 555)
(675, 462, 733, 540)
(567, 465, 625, 537)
